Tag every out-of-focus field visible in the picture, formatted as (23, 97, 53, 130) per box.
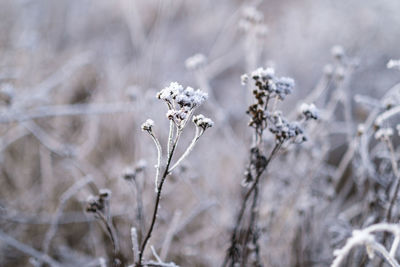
(1, 0, 400, 266)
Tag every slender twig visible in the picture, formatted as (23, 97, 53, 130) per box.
(222, 142, 282, 267)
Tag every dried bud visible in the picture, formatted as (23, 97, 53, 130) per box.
(141, 119, 154, 132)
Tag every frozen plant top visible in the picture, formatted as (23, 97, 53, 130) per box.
(141, 119, 154, 132)
(243, 67, 309, 144)
(157, 82, 208, 128)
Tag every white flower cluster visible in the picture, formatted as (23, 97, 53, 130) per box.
(185, 54, 207, 70)
(299, 103, 319, 120)
(268, 111, 305, 143)
(243, 67, 295, 100)
(141, 119, 154, 132)
(157, 82, 208, 127)
(193, 114, 214, 130)
(374, 127, 393, 140)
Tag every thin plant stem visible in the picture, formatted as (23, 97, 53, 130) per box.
(137, 130, 182, 266)
(148, 132, 162, 192)
(222, 142, 282, 267)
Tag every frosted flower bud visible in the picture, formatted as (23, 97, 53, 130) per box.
(299, 103, 319, 120)
(193, 114, 214, 130)
(323, 64, 334, 77)
(141, 119, 154, 132)
(331, 45, 345, 59)
(157, 82, 183, 102)
(374, 127, 393, 140)
(357, 124, 365, 136)
(122, 167, 136, 180)
(241, 74, 249, 85)
(99, 188, 112, 200)
(275, 77, 294, 99)
(185, 54, 207, 70)
(251, 67, 275, 80)
(387, 59, 400, 70)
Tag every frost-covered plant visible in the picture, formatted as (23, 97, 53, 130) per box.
(331, 223, 400, 267)
(137, 82, 213, 266)
(222, 67, 318, 266)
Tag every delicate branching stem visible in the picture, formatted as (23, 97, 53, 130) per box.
(169, 127, 203, 172)
(137, 130, 181, 266)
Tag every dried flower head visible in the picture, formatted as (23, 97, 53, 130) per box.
(299, 103, 319, 120)
(268, 111, 306, 143)
(193, 114, 214, 130)
(374, 127, 393, 140)
(122, 167, 136, 181)
(141, 119, 154, 132)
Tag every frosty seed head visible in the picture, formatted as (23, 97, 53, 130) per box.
(374, 127, 393, 140)
(141, 119, 154, 132)
(299, 103, 319, 120)
(193, 114, 214, 130)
